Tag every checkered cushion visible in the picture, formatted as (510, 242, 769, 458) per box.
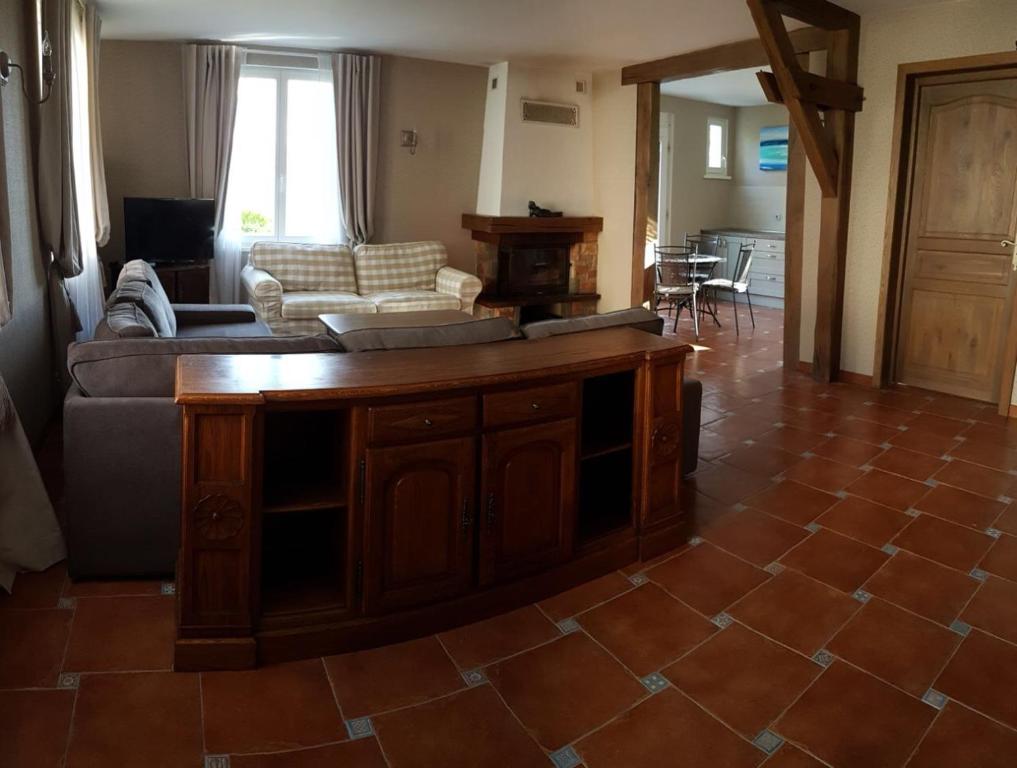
(366, 290, 462, 313)
(280, 292, 377, 319)
(249, 242, 358, 293)
(354, 241, 448, 294)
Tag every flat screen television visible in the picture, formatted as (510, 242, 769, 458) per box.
(124, 197, 215, 264)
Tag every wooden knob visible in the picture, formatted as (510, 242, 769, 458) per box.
(531, 402, 540, 410)
(423, 417, 433, 426)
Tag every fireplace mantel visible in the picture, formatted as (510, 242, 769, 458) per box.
(462, 214, 603, 242)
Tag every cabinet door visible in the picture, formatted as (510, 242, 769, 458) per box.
(363, 437, 475, 614)
(480, 419, 576, 586)
(640, 362, 683, 529)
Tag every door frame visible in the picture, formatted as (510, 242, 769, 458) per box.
(657, 111, 675, 251)
(873, 51, 1017, 415)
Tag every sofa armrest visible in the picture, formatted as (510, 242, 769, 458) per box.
(241, 265, 283, 320)
(435, 266, 483, 313)
(172, 304, 257, 326)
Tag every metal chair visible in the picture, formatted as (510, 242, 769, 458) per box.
(702, 242, 756, 335)
(653, 245, 700, 338)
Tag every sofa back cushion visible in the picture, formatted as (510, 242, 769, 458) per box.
(106, 280, 177, 337)
(354, 241, 447, 294)
(334, 316, 520, 352)
(94, 302, 158, 340)
(249, 242, 358, 293)
(68, 335, 341, 398)
(116, 260, 178, 335)
(520, 307, 664, 340)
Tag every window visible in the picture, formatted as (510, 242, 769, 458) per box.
(705, 116, 730, 179)
(228, 54, 342, 245)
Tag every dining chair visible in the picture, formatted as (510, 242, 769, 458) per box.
(653, 245, 700, 338)
(702, 242, 755, 335)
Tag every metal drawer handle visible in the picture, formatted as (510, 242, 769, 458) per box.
(766, 275, 776, 281)
(423, 417, 433, 427)
(530, 402, 541, 410)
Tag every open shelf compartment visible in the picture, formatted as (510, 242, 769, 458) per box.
(262, 408, 347, 514)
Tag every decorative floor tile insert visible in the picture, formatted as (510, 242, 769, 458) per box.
(640, 672, 669, 693)
(462, 669, 487, 687)
(556, 617, 580, 634)
(923, 689, 948, 709)
(204, 756, 229, 768)
(345, 716, 374, 740)
(812, 649, 834, 667)
(549, 746, 582, 768)
(753, 729, 784, 754)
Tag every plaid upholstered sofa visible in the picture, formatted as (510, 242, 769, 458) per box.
(240, 240, 483, 335)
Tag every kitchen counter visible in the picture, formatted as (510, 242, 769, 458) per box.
(701, 227, 785, 240)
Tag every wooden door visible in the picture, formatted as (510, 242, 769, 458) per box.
(896, 73, 1017, 402)
(480, 419, 576, 585)
(362, 437, 475, 614)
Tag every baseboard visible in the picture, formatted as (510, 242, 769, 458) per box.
(1008, 404, 1017, 419)
(796, 361, 874, 388)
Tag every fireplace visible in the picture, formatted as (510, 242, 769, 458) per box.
(498, 244, 570, 297)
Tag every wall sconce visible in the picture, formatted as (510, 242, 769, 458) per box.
(0, 31, 56, 104)
(400, 129, 418, 156)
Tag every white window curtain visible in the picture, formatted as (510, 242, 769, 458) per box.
(0, 242, 10, 329)
(62, 0, 105, 341)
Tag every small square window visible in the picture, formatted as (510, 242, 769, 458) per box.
(705, 117, 730, 179)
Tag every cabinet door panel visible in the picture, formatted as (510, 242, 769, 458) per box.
(481, 419, 576, 585)
(363, 437, 474, 614)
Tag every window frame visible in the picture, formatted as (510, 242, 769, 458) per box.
(235, 53, 338, 248)
(704, 116, 730, 180)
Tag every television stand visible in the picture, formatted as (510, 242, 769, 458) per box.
(152, 262, 210, 303)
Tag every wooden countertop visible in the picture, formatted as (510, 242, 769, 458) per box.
(701, 228, 786, 240)
(175, 327, 692, 405)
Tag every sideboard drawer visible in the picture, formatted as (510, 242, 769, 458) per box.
(483, 382, 578, 429)
(367, 395, 477, 445)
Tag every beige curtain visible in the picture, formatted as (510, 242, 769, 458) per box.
(332, 53, 380, 246)
(85, 3, 109, 247)
(182, 44, 241, 232)
(0, 242, 9, 329)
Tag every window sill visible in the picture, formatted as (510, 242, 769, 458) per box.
(703, 173, 732, 180)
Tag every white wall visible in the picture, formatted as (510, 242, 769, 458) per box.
(475, 62, 508, 216)
(730, 103, 787, 232)
(592, 71, 637, 311)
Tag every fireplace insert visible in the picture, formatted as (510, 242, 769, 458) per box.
(497, 245, 570, 297)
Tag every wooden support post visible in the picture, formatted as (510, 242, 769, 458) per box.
(783, 120, 806, 372)
(631, 81, 660, 307)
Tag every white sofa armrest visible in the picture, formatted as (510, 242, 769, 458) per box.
(241, 265, 283, 322)
(435, 266, 482, 313)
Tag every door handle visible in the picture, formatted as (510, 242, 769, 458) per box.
(1003, 239, 1017, 271)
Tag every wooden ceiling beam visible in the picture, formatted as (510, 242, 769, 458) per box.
(620, 25, 827, 85)
(770, 0, 859, 31)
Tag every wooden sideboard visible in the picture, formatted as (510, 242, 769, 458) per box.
(173, 328, 693, 670)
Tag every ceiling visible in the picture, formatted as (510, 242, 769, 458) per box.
(96, 0, 943, 71)
(662, 67, 774, 107)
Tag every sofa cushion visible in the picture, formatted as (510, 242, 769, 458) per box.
(117, 260, 178, 335)
(354, 241, 447, 294)
(67, 335, 341, 398)
(94, 302, 158, 340)
(249, 242, 358, 293)
(366, 290, 461, 313)
(520, 308, 664, 339)
(335, 316, 520, 352)
(280, 292, 378, 320)
(107, 280, 177, 337)
(175, 321, 273, 338)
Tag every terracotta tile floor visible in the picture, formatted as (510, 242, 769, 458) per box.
(6, 305, 1017, 766)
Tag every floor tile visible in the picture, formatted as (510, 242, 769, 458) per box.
(230, 740, 388, 768)
(64, 596, 175, 672)
(935, 630, 1017, 729)
(65, 579, 163, 597)
(960, 576, 1017, 645)
(844, 469, 929, 511)
(0, 608, 72, 688)
(575, 687, 763, 768)
(775, 661, 934, 768)
(0, 563, 66, 611)
(932, 460, 1017, 501)
(67, 672, 203, 768)
(815, 496, 911, 548)
(692, 463, 775, 506)
(892, 514, 995, 572)
(783, 456, 864, 493)
(325, 636, 463, 719)
(729, 569, 859, 655)
(743, 480, 839, 526)
(486, 631, 644, 750)
(992, 503, 1017, 536)
(889, 429, 961, 460)
(907, 412, 969, 439)
(439, 606, 559, 669)
(702, 509, 809, 567)
(663, 623, 820, 738)
(915, 484, 1006, 530)
(856, 403, 917, 429)
(862, 550, 978, 626)
(755, 426, 827, 454)
(869, 446, 946, 482)
(906, 701, 1017, 768)
(373, 685, 547, 768)
(978, 534, 1017, 582)
(779, 529, 889, 593)
(834, 419, 902, 446)
(0, 689, 75, 768)
(578, 583, 716, 677)
(762, 745, 826, 767)
(721, 443, 804, 478)
(826, 598, 960, 696)
(648, 542, 770, 616)
(948, 439, 1017, 472)
(538, 571, 633, 622)
(202, 660, 345, 754)
(813, 435, 885, 468)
